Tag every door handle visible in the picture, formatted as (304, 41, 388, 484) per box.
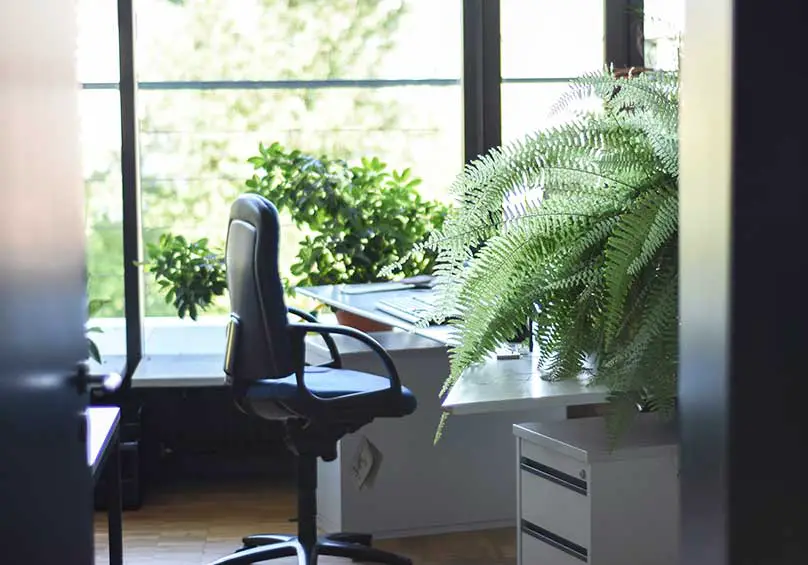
(72, 362, 123, 394)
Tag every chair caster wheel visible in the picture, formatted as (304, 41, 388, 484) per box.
(326, 532, 373, 546)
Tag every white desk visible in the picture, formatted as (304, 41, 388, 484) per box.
(127, 307, 441, 388)
(87, 406, 122, 565)
(129, 287, 610, 420)
(298, 285, 563, 538)
(442, 354, 609, 416)
(297, 284, 610, 416)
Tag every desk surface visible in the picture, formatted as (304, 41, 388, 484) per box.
(87, 406, 120, 476)
(441, 354, 608, 416)
(128, 286, 606, 417)
(296, 284, 456, 345)
(131, 330, 445, 388)
(300, 285, 609, 416)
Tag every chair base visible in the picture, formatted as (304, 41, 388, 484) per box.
(243, 532, 373, 548)
(209, 532, 412, 565)
(208, 426, 411, 564)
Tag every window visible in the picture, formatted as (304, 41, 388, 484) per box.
(78, 0, 126, 370)
(77, 0, 120, 84)
(77, 0, 641, 369)
(643, 0, 683, 71)
(500, 0, 604, 145)
(131, 0, 463, 355)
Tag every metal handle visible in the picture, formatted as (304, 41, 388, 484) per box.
(73, 363, 123, 394)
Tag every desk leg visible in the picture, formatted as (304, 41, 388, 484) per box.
(106, 434, 123, 565)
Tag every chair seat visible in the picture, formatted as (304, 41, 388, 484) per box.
(246, 366, 417, 416)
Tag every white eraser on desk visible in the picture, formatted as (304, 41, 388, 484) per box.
(494, 347, 521, 360)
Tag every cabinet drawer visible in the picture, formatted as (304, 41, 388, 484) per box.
(521, 441, 588, 484)
(520, 447, 589, 550)
(521, 527, 587, 564)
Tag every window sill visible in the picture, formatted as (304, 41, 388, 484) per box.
(89, 313, 342, 358)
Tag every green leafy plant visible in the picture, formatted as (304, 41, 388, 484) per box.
(407, 69, 679, 441)
(245, 142, 449, 287)
(146, 143, 448, 319)
(86, 297, 108, 363)
(144, 233, 227, 320)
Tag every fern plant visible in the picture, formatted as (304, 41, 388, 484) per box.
(409, 69, 679, 440)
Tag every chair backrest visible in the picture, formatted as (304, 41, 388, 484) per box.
(224, 194, 293, 387)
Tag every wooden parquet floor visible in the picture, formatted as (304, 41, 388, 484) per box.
(93, 479, 516, 564)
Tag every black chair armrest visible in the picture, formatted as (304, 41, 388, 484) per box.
(286, 307, 342, 368)
(288, 321, 402, 397)
(286, 306, 318, 323)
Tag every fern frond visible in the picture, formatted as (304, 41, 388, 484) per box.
(597, 262, 677, 394)
(628, 190, 677, 274)
(602, 188, 677, 345)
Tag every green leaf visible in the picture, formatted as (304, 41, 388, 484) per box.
(88, 298, 109, 318)
(87, 338, 101, 364)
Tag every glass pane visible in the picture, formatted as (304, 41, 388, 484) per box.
(501, 82, 573, 146)
(139, 85, 462, 318)
(81, 90, 126, 369)
(76, 0, 120, 83)
(643, 0, 684, 71)
(135, 0, 462, 81)
(501, 0, 604, 79)
(134, 0, 464, 329)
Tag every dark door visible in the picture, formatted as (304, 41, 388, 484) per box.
(0, 4, 94, 564)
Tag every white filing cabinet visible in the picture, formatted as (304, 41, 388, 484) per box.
(514, 415, 679, 565)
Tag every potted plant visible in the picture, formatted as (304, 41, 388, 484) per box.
(244, 142, 448, 331)
(145, 233, 227, 321)
(145, 143, 448, 331)
(86, 297, 107, 363)
(85, 274, 108, 364)
(400, 68, 679, 441)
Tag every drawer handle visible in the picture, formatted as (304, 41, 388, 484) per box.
(522, 519, 588, 562)
(520, 457, 587, 496)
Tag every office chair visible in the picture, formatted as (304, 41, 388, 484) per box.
(211, 194, 417, 565)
